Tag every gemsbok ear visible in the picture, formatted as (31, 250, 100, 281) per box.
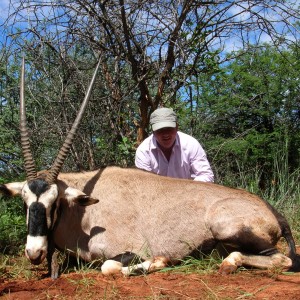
(0, 182, 26, 197)
(73, 195, 99, 206)
(63, 186, 99, 206)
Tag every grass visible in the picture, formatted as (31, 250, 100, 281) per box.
(0, 250, 222, 281)
(0, 251, 47, 280)
(160, 251, 222, 275)
(67, 274, 97, 297)
(1, 245, 291, 280)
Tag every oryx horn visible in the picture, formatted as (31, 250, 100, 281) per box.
(20, 56, 37, 181)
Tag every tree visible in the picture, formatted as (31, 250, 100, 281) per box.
(0, 0, 299, 177)
(0, 53, 24, 179)
(189, 44, 300, 191)
(3, 0, 300, 146)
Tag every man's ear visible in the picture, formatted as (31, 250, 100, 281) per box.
(64, 186, 99, 206)
(0, 181, 26, 197)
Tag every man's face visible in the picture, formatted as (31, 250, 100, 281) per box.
(153, 126, 178, 150)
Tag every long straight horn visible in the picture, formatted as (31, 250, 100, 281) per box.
(46, 58, 101, 184)
(20, 57, 37, 181)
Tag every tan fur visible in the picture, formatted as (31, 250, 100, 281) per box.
(51, 166, 294, 274)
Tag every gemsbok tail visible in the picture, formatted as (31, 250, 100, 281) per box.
(280, 215, 300, 271)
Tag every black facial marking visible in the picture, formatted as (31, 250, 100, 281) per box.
(50, 200, 58, 230)
(28, 179, 50, 198)
(28, 202, 48, 236)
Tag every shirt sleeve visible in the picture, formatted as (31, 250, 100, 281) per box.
(135, 143, 152, 171)
(189, 141, 214, 182)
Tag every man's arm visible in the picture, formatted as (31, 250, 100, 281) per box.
(135, 145, 152, 171)
(190, 143, 214, 182)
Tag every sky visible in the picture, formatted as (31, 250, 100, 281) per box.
(223, 1, 300, 52)
(0, 0, 10, 21)
(0, 1, 300, 53)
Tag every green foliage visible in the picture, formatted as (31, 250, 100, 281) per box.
(94, 135, 136, 167)
(0, 196, 26, 254)
(185, 44, 300, 197)
(0, 55, 24, 179)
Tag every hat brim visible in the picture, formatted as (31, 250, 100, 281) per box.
(152, 121, 176, 131)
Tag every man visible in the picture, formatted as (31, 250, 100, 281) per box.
(135, 107, 214, 182)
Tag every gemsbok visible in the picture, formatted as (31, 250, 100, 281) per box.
(0, 59, 299, 279)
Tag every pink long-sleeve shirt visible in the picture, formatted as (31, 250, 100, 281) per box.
(135, 131, 214, 182)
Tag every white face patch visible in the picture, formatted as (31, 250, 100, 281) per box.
(25, 235, 48, 263)
(64, 186, 87, 202)
(5, 181, 26, 196)
(22, 183, 58, 206)
(40, 184, 59, 228)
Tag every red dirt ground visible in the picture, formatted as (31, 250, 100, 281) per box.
(1, 268, 300, 299)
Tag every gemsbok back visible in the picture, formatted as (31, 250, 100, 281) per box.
(0, 59, 299, 279)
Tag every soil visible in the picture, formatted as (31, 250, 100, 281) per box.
(1, 267, 300, 299)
